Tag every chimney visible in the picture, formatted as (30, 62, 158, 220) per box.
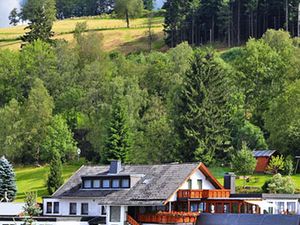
(224, 172, 236, 194)
(109, 160, 122, 174)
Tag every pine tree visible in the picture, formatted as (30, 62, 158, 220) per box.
(0, 156, 17, 201)
(174, 50, 232, 164)
(103, 102, 131, 163)
(21, 0, 56, 44)
(47, 150, 63, 195)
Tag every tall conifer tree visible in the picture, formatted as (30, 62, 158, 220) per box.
(103, 102, 131, 163)
(174, 50, 232, 164)
(47, 150, 63, 195)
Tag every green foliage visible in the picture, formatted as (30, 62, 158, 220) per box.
(231, 144, 256, 176)
(262, 173, 295, 194)
(0, 156, 17, 201)
(41, 115, 77, 163)
(21, 0, 56, 44)
(267, 155, 285, 174)
(0, 100, 23, 161)
(115, 0, 144, 27)
(174, 49, 232, 164)
(265, 80, 300, 156)
(283, 155, 294, 176)
(103, 101, 131, 163)
(9, 8, 20, 26)
(23, 78, 54, 163)
(22, 192, 42, 225)
(47, 150, 64, 195)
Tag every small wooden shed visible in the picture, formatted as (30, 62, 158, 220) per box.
(253, 150, 277, 173)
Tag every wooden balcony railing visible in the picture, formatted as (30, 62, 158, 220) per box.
(177, 189, 231, 199)
(127, 215, 141, 225)
(137, 212, 199, 224)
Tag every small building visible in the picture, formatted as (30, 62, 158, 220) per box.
(253, 150, 277, 173)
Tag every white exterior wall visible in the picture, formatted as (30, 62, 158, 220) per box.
(106, 205, 128, 225)
(168, 169, 216, 202)
(260, 199, 300, 215)
(43, 198, 106, 217)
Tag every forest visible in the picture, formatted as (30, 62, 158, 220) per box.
(1, 29, 300, 166)
(164, 0, 300, 47)
(1, 0, 300, 167)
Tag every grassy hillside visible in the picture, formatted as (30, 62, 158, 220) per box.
(0, 17, 166, 53)
(15, 163, 82, 202)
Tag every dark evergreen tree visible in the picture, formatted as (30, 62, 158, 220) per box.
(144, 0, 154, 10)
(21, 0, 56, 44)
(47, 150, 63, 195)
(174, 50, 232, 164)
(0, 156, 17, 202)
(103, 102, 131, 163)
(9, 8, 20, 26)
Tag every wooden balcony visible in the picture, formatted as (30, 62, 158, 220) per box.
(177, 189, 231, 199)
(137, 212, 199, 224)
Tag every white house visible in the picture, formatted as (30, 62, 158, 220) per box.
(42, 161, 231, 225)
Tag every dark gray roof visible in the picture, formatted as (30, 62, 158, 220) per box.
(262, 193, 300, 199)
(253, 150, 276, 157)
(197, 213, 300, 225)
(53, 163, 200, 206)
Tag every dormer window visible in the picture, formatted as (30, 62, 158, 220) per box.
(112, 179, 120, 188)
(93, 180, 101, 188)
(83, 180, 92, 189)
(103, 179, 110, 188)
(81, 176, 130, 189)
(122, 179, 129, 188)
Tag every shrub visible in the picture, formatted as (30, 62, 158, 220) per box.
(267, 155, 285, 174)
(283, 155, 294, 175)
(262, 173, 295, 194)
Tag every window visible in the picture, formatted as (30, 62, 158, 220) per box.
(81, 203, 89, 215)
(93, 180, 101, 188)
(112, 179, 120, 188)
(69, 203, 77, 215)
(103, 179, 110, 188)
(287, 202, 296, 214)
(46, 202, 52, 214)
(110, 206, 121, 222)
(53, 202, 59, 214)
(187, 179, 192, 189)
(197, 179, 203, 190)
(191, 203, 198, 212)
(101, 206, 107, 216)
(122, 179, 130, 188)
(276, 202, 285, 214)
(83, 180, 92, 188)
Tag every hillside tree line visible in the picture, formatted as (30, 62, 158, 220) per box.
(163, 0, 300, 47)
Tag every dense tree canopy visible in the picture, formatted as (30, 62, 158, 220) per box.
(0, 28, 299, 166)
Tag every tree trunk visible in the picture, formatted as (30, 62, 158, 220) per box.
(237, 0, 241, 45)
(298, 3, 300, 36)
(286, 0, 289, 32)
(126, 9, 130, 28)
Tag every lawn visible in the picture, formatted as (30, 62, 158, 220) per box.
(15, 163, 82, 202)
(0, 17, 165, 53)
(210, 166, 300, 192)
